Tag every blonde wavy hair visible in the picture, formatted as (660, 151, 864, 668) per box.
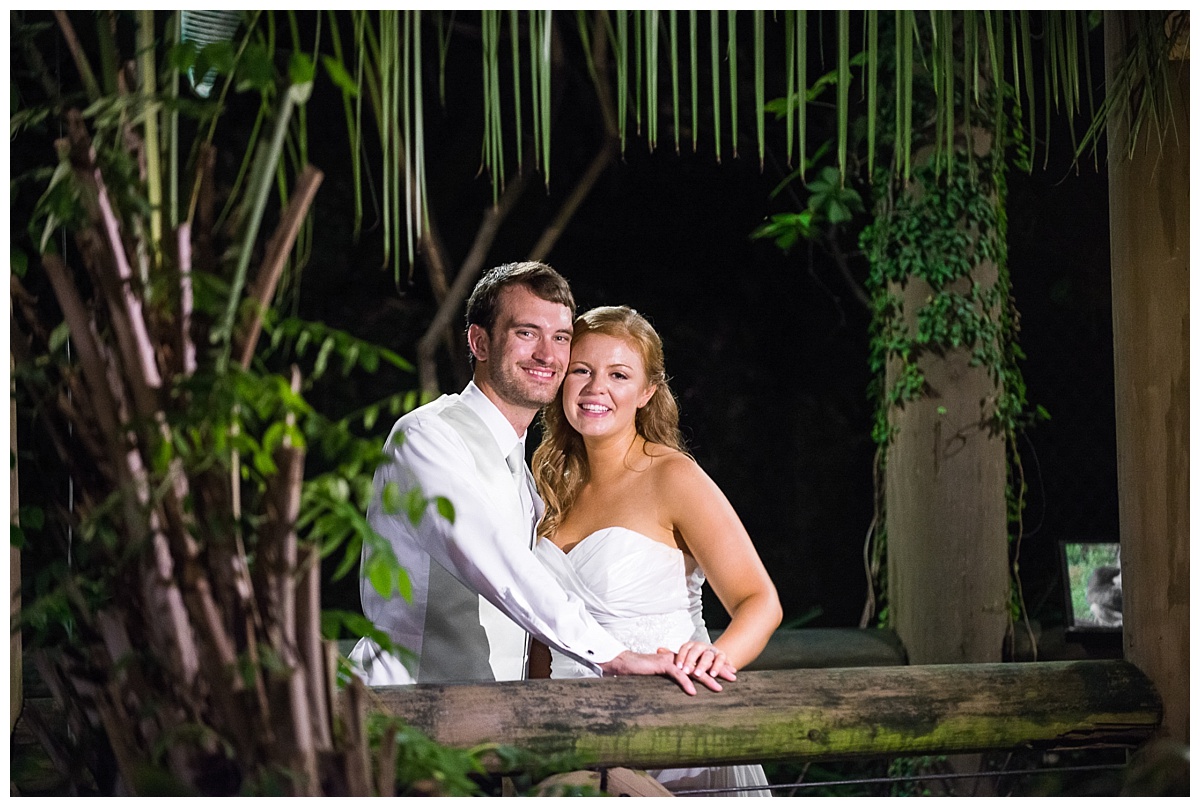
(532, 306, 688, 540)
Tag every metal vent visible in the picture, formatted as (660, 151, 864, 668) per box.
(180, 10, 243, 98)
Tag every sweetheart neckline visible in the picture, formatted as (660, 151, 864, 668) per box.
(548, 525, 682, 557)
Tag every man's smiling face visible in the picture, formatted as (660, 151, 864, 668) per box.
(470, 284, 574, 422)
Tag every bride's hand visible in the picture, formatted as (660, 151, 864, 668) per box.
(658, 642, 737, 683)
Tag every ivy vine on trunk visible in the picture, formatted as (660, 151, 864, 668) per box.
(859, 27, 1043, 663)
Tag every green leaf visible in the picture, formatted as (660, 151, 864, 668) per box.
(434, 496, 455, 524)
(10, 525, 25, 550)
(321, 54, 359, 96)
(48, 322, 70, 354)
(168, 41, 198, 72)
(381, 481, 404, 515)
(289, 51, 316, 86)
(362, 405, 379, 431)
(284, 423, 307, 450)
(314, 337, 334, 378)
(234, 42, 274, 94)
(262, 421, 285, 455)
(19, 505, 45, 530)
(394, 565, 412, 601)
(402, 488, 426, 526)
(196, 40, 235, 81)
(826, 199, 853, 224)
(323, 608, 390, 644)
(367, 557, 396, 598)
(11, 248, 28, 278)
(330, 533, 362, 578)
(151, 435, 175, 473)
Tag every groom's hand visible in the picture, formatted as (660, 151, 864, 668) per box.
(598, 650, 724, 695)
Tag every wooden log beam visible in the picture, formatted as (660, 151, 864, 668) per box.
(362, 660, 1160, 771)
(721, 627, 907, 669)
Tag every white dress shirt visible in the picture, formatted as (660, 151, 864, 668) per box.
(349, 382, 626, 684)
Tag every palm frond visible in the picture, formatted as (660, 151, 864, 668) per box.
(301, 11, 1179, 280)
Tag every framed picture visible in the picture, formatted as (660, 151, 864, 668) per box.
(1058, 540, 1123, 634)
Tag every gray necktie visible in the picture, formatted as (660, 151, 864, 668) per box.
(506, 444, 534, 543)
(505, 444, 525, 484)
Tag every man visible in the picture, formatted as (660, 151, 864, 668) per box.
(350, 261, 721, 694)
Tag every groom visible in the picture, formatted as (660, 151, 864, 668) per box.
(350, 261, 720, 694)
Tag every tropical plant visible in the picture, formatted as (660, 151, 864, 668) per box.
(7, 10, 534, 795)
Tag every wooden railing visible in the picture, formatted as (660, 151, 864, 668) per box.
(361, 659, 1161, 771)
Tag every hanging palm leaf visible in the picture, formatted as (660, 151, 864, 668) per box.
(311, 10, 1165, 279)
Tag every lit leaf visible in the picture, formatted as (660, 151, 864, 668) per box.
(435, 496, 455, 524)
(368, 556, 396, 598)
(381, 481, 403, 515)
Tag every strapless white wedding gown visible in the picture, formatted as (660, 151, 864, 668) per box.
(535, 526, 771, 797)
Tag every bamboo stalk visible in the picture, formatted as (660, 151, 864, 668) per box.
(52, 11, 102, 102)
(46, 249, 249, 742)
(339, 674, 374, 795)
(91, 686, 143, 793)
(374, 721, 398, 797)
(50, 240, 244, 715)
(137, 11, 163, 254)
(214, 81, 303, 371)
(255, 367, 303, 648)
(142, 523, 202, 687)
(285, 666, 321, 794)
(176, 224, 197, 376)
(94, 608, 177, 756)
(40, 254, 131, 477)
(61, 118, 163, 428)
(236, 166, 324, 369)
(297, 545, 332, 751)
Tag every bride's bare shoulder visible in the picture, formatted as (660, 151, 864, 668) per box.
(644, 443, 704, 484)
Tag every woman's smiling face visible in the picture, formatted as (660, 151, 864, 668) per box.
(562, 332, 656, 440)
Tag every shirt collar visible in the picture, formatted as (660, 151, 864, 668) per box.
(460, 381, 525, 460)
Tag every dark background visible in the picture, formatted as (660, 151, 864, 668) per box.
(292, 30, 1119, 634)
(13, 11, 1118, 638)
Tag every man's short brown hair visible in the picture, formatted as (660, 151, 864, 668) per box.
(465, 261, 576, 336)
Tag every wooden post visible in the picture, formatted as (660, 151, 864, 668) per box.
(10, 344, 21, 733)
(1104, 11, 1190, 744)
(362, 661, 1160, 770)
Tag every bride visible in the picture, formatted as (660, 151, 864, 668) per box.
(530, 305, 782, 797)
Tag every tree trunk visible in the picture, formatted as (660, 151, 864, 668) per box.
(1104, 11, 1190, 745)
(871, 16, 1014, 669)
(886, 273, 1010, 665)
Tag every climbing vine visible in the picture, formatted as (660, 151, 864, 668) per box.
(859, 106, 1045, 645)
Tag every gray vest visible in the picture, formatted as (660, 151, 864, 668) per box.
(416, 400, 535, 682)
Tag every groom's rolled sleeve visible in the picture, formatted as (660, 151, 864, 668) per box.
(373, 420, 626, 672)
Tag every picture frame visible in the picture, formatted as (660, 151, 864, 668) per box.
(1058, 539, 1123, 636)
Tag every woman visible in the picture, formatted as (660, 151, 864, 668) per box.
(531, 305, 782, 797)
